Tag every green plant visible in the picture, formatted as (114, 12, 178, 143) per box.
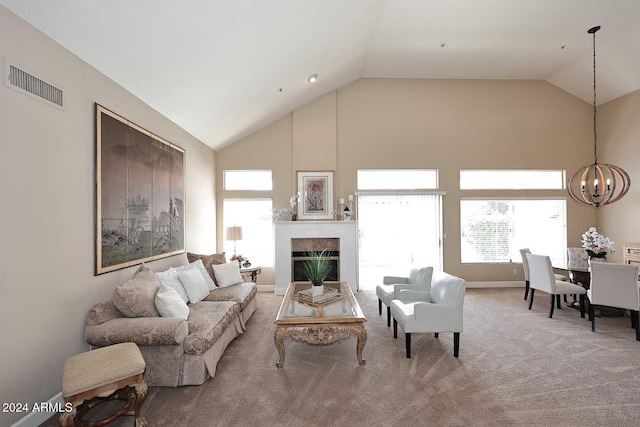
(302, 250, 331, 286)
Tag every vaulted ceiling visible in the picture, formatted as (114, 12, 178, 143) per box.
(2, 0, 640, 150)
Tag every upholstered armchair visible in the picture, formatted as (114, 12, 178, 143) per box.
(376, 266, 433, 327)
(588, 262, 640, 340)
(520, 248, 566, 301)
(526, 253, 586, 318)
(390, 271, 466, 358)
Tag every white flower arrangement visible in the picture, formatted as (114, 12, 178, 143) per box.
(581, 227, 615, 257)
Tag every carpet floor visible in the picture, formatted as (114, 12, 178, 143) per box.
(42, 288, 640, 426)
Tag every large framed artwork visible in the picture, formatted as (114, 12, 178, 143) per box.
(297, 171, 334, 220)
(96, 104, 185, 275)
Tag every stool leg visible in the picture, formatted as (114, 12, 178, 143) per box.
(378, 298, 382, 315)
(59, 404, 76, 427)
(134, 380, 148, 427)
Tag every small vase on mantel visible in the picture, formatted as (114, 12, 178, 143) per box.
(312, 284, 324, 296)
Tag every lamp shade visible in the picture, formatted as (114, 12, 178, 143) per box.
(226, 226, 243, 241)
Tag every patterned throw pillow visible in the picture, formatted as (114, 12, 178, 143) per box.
(187, 252, 226, 285)
(112, 264, 161, 317)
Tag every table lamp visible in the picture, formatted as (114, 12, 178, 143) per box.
(226, 226, 243, 256)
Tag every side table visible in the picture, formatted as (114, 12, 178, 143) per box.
(240, 266, 261, 283)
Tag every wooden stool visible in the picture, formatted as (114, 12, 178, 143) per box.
(59, 342, 147, 427)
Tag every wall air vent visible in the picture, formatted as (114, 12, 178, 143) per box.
(5, 61, 64, 109)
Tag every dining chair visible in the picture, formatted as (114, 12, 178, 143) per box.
(520, 248, 567, 300)
(587, 262, 640, 340)
(526, 253, 586, 318)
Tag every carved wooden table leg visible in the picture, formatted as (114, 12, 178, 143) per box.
(274, 327, 287, 368)
(354, 325, 367, 366)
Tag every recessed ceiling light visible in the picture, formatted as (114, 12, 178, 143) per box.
(307, 74, 318, 83)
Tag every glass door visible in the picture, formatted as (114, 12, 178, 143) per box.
(357, 194, 443, 290)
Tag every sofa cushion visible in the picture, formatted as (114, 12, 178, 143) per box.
(184, 301, 240, 354)
(178, 266, 210, 303)
(204, 282, 257, 312)
(155, 267, 189, 303)
(212, 262, 244, 288)
(155, 284, 190, 320)
(112, 264, 161, 318)
(176, 259, 217, 292)
(187, 252, 226, 285)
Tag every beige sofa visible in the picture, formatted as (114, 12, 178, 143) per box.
(85, 254, 257, 387)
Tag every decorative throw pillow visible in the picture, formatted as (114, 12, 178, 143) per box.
(112, 264, 161, 318)
(187, 252, 226, 285)
(155, 267, 190, 304)
(177, 266, 210, 303)
(212, 262, 244, 288)
(155, 284, 190, 320)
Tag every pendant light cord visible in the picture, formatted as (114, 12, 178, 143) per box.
(592, 28, 598, 165)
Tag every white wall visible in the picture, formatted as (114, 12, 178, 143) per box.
(0, 7, 216, 426)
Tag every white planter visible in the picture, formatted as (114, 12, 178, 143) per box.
(312, 285, 324, 296)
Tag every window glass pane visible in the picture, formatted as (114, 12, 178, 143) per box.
(460, 199, 566, 264)
(224, 170, 272, 191)
(357, 169, 438, 190)
(223, 199, 273, 267)
(460, 170, 565, 190)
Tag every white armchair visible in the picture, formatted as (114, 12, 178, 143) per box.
(376, 267, 433, 327)
(588, 262, 640, 340)
(390, 271, 466, 358)
(520, 248, 566, 301)
(526, 253, 586, 318)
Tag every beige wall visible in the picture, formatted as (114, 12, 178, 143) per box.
(0, 8, 216, 425)
(596, 88, 640, 261)
(217, 78, 601, 283)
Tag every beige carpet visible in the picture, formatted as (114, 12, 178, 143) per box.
(42, 288, 640, 426)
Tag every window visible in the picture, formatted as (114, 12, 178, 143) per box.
(460, 170, 565, 190)
(222, 199, 273, 266)
(357, 169, 438, 190)
(460, 199, 566, 264)
(224, 170, 272, 191)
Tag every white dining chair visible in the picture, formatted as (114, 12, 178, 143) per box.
(520, 248, 566, 301)
(588, 262, 640, 340)
(526, 253, 586, 318)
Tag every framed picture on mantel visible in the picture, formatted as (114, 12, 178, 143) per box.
(297, 171, 334, 220)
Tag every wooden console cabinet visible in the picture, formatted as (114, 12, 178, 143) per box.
(623, 243, 640, 266)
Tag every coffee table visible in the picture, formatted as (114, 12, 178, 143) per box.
(274, 281, 367, 368)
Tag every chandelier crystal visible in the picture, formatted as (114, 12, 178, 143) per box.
(567, 26, 631, 207)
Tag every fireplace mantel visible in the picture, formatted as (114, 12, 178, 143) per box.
(274, 221, 358, 295)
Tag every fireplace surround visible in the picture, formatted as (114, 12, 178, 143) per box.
(274, 221, 358, 295)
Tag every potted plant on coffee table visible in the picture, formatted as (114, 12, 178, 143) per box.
(303, 250, 330, 296)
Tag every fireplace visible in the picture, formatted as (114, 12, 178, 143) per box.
(274, 221, 358, 295)
(291, 238, 339, 282)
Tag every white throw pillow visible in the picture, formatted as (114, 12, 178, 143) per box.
(178, 266, 210, 303)
(212, 262, 244, 288)
(155, 267, 190, 303)
(175, 259, 217, 292)
(155, 284, 190, 320)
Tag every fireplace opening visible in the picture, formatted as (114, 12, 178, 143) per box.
(291, 238, 340, 282)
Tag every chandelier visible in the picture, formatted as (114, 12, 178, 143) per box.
(567, 26, 631, 207)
